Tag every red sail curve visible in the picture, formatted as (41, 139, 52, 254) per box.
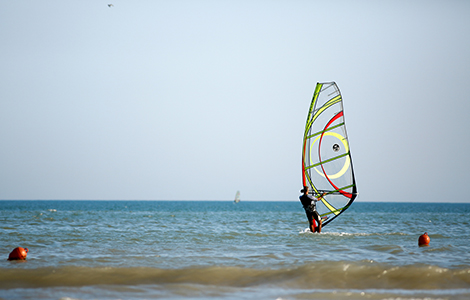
(318, 111, 353, 199)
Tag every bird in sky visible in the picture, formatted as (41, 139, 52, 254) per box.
(108, 4, 114, 7)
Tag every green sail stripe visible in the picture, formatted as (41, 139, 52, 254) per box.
(320, 198, 339, 216)
(309, 185, 356, 217)
(311, 185, 356, 217)
(312, 83, 323, 106)
(307, 122, 345, 139)
(312, 184, 356, 196)
(324, 184, 356, 195)
(319, 184, 356, 216)
(306, 152, 350, 169)
(320, 206, 345, 217)
(306, 95, 342, 131)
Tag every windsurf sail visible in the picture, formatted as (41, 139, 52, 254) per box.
(302, 82, 357, 226)
(234, 191, 240, 203)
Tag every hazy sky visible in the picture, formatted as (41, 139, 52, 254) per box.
(1, 1, 469, 202)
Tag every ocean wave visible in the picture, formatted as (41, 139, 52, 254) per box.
(2, 262, 469, 290)
(299, 229, 409, 237)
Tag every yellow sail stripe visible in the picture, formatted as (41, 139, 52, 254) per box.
(320, 198, 340, 216)
(319, 205, 345, 217)
(307, 122, 345, 139)
(306, 95, 342, 131)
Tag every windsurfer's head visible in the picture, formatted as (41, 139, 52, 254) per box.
(301, 186, 309, 194)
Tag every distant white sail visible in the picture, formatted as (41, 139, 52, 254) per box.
(234, 191, 240, 203)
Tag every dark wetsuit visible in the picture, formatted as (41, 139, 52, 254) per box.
(299, 194, 321, 226)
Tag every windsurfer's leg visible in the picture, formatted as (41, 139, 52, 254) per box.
(306, 211, 315, 232)
(313, 212, 322, 233)
(317, 219, 322, 233)
(310, 221, 316, 233)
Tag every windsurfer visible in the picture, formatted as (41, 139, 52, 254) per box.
(299, 186, 325, 233)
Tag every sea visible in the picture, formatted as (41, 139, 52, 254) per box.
(1, 200, 469, 300)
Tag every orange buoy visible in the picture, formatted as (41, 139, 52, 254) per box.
(8, 247, 29, 260)
(418, 232, 430, 247)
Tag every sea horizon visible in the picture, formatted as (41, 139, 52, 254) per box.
(2, 199, 469, 203)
